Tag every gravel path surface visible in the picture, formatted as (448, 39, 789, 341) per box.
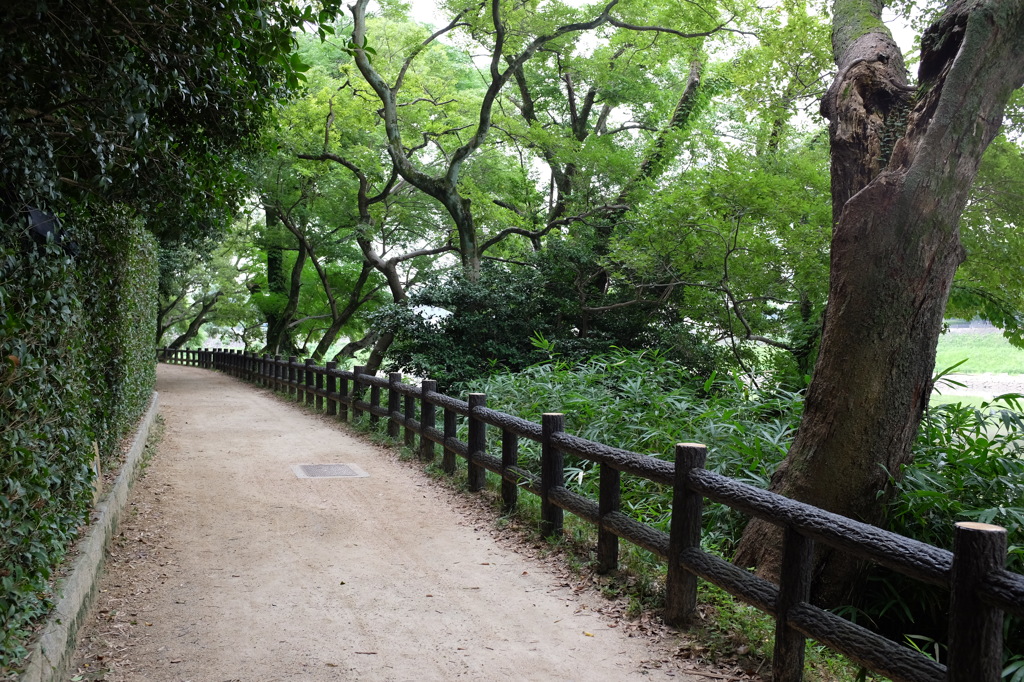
(934, 373, 1024, 400)
(69, 364, 716, 681)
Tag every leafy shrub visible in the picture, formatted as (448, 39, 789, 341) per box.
(471, 348, 1024, 670)
(77, 208, 158, 463)
(0, 210, 157, 673)
(376, 257, 731, 392)
(1, 229, 93, 669)
(869, 396, 1024, 671)
(470, 347, 802, 554)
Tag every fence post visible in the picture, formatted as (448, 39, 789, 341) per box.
(369, 372, 381, 427)
(404, 393, 415, 449)
(315, 364, 324, 411)
(326, 362, 338, 416)
(541, 413, 565, 539)
(260, 354, 268, 387)
(664, 443, 707, 625)
(351, 366, 364, 422)
(304, 359, 315, 407)
(443, 406, 457, 475)
(288, 356, 298, 399)
(948, 521, 1007, 682)
(388, 373, 402, 438)
(467, 394, 487, 492)
(501, 429, 518, 514)
(341, 366, 353, 422)
(274, 355, 283, 391)
(772, 526, 814, 682)
(420, 380, 436, 461)
(597, 461, 620, 574)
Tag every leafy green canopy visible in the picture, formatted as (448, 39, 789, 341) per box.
(1, 0, 341, 241)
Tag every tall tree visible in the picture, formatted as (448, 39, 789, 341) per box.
(735, 0, 1024, 602)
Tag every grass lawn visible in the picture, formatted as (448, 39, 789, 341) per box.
(935, 329, 1024, 374)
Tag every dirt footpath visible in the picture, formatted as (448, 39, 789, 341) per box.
(70, 364, 707, 681)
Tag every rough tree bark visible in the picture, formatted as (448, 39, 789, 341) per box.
(734, 0, 1024, 604)
(262, 205, 306, 355)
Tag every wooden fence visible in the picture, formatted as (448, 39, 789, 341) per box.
(158, 347, 1024, 682)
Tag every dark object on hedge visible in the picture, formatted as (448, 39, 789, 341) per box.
(22, 206, 79, 257)
(0, 188, 79, 257)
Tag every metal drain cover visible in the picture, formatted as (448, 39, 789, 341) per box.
(292, 463, 369, 479)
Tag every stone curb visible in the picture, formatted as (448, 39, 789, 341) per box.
(18, 392, 161, 682)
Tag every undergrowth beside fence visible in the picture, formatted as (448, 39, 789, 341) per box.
(470, 349, 1024, 674)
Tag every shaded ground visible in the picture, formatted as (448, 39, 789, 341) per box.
(69, 364, 734, 681)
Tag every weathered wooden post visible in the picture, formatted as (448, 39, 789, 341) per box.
(467, 394, 487, 492)
(274, 355, 283, 391)
(541, 413, 565, 539)
(314, 364, 324, 411)
(340, 366, 352, 422)
(404, 393, 415, 449)
(351, 365, 365, 422)
(443, 406, 457, 475)
(304, 359, 315, 407)
(664, 443, 707, 625)
(501, 430, 519, 514)
(948, 521, 1007, 682)
(420, 380, 436, 461)
(773, 526, 814, 682)
(597, 460, 620, 574)
(369, 372, 381, 427)
(288, 356, 298, 399)
(388, 373, 402, 439)
(261, 354, 269, 387)
(326, 362, 338, 416)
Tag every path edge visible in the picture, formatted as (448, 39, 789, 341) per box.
(18, 391, 161, 682)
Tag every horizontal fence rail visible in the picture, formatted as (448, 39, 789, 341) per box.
(158, 347, 1024, 682)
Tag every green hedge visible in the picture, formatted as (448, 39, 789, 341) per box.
(0, 209, 157, 672)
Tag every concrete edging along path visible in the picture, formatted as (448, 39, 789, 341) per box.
(18, 392, 161, 682)
(67, 363, 711, 681)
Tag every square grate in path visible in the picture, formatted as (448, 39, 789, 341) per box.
(292, 463, 369, 479)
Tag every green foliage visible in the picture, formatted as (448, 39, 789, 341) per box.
(470, 348, 803, 554)
(0, 212, 157, 673)
(1, 0, 342, 243)
(77, 209, 159, 462)
(375, 265, 554, 391)
(471, 347, 1024, 665)
(0, 229, 93, 671)
(860, 396, 1024, 661)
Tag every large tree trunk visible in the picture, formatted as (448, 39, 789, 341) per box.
(262, 206, 308, 356)
(734, 0, 1024, 604)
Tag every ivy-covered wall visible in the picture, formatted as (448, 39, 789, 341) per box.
(0, 209, 157, 671)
